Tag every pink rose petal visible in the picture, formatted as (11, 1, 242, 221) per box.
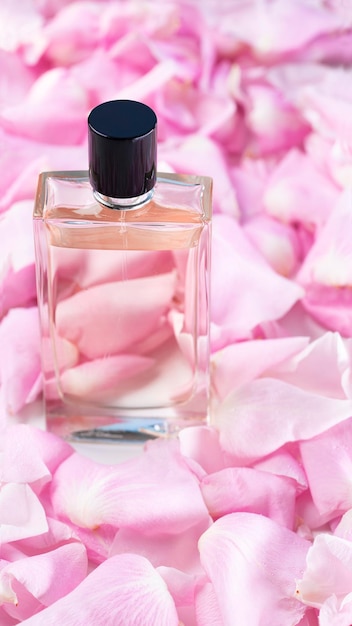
(51, 245, 174, 292)
(56, 354, 154, 401)
(51, 439, 210, 534)
(160, 135, 239, 217)
(20, 553, 179, 626)
(0, 307, 42, 415)
(296, 67, 352, 143)
(297, 190, 352, 335)
(297, 610, 319, 626)
(253, 448, 308, 492)
(157, 566, 199, 626)
(198, 512, 310, 625)
(0, 424, 73, 485)
(216, 378, 352, 464)
(71, 48, 140, 108)
(304, 132, 343, 185)
(0, 200, 36, 318)
(212, 336, 309, 402)
(195, 580, 223, 626)
(0, 0, 42, 52)
(0, 543, 87, 622)
(211, 214, 303, 349)
(334, 509, 352, 544)
(0, 129, 86, 214)
(56, 271, 177, 359)
(222, 1, 341, 59)
(0, 50, 35, 107)
(243, 214, 303, 276)
(319, 592, 352, 626)
(296, 533, 352, 608)
(42, 336, 78, 375)
(245, 81, 309, 155)
(101, 1, 179, 43)
(264, 148, 338, 229)
(0, 483, 48, 543)
(156, 565, 197, 606)
(268, 300, 326, 343)
(201, 467, 297, 528)
(268, 332, 352, 399)
(11, 516, 79, 558)
(178, 426, 232, 475)
(298, 190, 352, 288)
(300, 418, 352, 520)
(25, 1, 101, 66)
(295, 489, 333, 532)
(0, 68, 88, 144)
(110, 519, 208, 575)
(231, 156, 272, 221)
(156, 78, 237, 140)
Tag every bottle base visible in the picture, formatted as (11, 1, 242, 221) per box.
(45, 402, 209, 443)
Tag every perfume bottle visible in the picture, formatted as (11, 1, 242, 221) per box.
(33, 100, 212, 441)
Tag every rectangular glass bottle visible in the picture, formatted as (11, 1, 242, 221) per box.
(33, 170, 212, 441)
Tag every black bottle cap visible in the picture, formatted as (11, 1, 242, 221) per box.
(88, 100, 157, 199)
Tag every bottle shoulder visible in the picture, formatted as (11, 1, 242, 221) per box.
(34, 171, 212, 224)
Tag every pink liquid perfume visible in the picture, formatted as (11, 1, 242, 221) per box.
(33, 100, 212, 441)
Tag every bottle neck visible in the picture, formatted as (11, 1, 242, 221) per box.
(93, 188, 154, 210)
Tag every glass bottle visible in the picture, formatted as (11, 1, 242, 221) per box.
(33, 100, 212, 441)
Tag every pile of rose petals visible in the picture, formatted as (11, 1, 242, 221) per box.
(2, 0, 352, 623)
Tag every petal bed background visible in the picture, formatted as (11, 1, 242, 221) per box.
(1, 0, 352, 624)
